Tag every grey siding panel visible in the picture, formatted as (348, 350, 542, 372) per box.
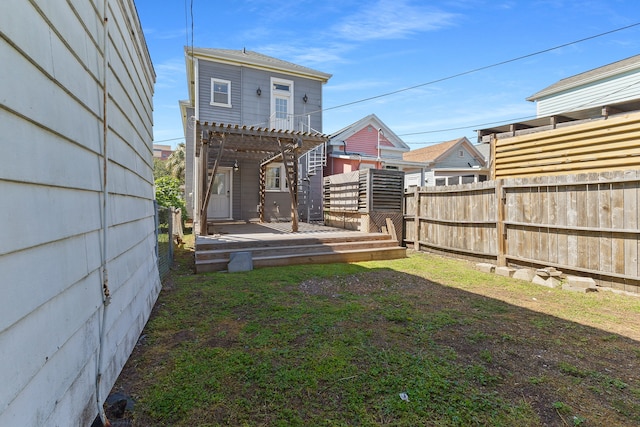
(0, 1, 159, 425)
(198, 60, 242, 124)
(232, 162, 260, 220)
(242, 68, 272, 127)
(197, 65, 325, 132)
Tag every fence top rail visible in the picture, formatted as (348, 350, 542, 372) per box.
(406, 186, 496, 195)
(501, 177, 640, 189)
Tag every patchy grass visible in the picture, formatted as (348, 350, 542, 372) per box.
(110, 238, 640, 426)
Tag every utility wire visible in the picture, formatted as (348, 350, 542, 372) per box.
(399, 77, 640, 139)
(320, 22, 640, 114)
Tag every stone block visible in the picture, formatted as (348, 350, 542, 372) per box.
(476, 263, 496, 273)
(228, 251, 253, 273)
(495, 266, 516, 277)
(513, 268, 535, 282)
(532, 275, 562, 288)
(566, 275, 597, 289)
(536, 267, 562, 278)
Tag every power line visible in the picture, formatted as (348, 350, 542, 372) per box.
(319, 22, 640, 114)
(153, 137, 185, 143)
(399, 77, 640, 138)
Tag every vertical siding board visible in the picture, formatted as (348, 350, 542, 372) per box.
(611, 171, 626, 280)
(575, 175, 588, 269)
(556, 175, 569, 266)
(599, 172, 613, 276)
(623, 171, 638, 276)
(623, 170, 638, 279)
(566, 175, 579, 268)
(547, 175, 558, 264)
(542, 178, 551, 262)
(530, 177, 541, 262)
(504, 178, 514, 259)
(586, 173, 600, 272)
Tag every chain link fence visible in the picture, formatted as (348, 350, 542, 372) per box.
(155, 202, 174, 279)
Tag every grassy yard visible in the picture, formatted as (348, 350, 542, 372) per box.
(110, 234, 640, 426)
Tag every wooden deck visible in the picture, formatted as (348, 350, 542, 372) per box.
(195, 221, 406, 273)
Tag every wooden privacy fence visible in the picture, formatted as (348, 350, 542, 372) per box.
(492, 112, 640, 179)
(324, 169, 404, 240)
(404, 170, 640, 292)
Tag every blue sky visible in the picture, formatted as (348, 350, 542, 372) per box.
(134, 0, 640, 149)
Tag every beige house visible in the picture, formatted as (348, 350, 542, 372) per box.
(403, 137, 488, 187)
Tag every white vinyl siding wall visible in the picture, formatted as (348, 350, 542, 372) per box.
(0, 1, 159, 425)
(536, 69, 640, 117)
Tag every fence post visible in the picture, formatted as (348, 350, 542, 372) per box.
(496, 179, 506, 266)
(414, 186, 420, 251)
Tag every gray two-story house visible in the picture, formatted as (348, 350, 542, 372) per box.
(180, 48, 332, 233)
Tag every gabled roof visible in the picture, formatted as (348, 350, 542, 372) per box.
(402, 137, 485, 165)
(187, 47, 332, 82)
(328, 114, 410, 151)
(527, 54, 640, 101)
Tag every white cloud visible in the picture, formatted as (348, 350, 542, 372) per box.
(154, 58, 185, 89)
(333, 0, 458, 42)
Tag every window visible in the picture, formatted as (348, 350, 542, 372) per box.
(266, 164, 288, 191)
(211, 78, 231, 107)
(273, 82, 290, 92)
(458, 149, 464, 157)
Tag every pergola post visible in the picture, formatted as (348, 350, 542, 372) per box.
(199, 133, 225, 235)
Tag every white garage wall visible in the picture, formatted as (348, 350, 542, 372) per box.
(0, 0, 159, 425)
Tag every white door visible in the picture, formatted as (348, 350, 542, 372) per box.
(207, 169, 232, 219)
(271, 78, 294, 131)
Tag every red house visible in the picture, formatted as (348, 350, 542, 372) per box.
(325, 114, 416, 175)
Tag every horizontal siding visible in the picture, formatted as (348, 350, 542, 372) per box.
(436, 149, 479, 169)
(494, 111, 640, 179)
(345, 126, 388, 156)
(0, 0, 159, 426)
(198, 60, 242, 124)
(537, 69, 640, 117)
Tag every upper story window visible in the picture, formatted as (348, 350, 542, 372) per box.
(211, 78, 231, 107)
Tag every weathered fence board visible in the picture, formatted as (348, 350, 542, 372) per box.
(404, 170, 640, 291)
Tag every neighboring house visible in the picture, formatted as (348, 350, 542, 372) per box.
(402, 137, 488, 187)
(1, 1, 159, 426)
(181, 48, 332, 228)
(476, 55, 640, 179)
(326, 114, 422, 175)
(478, 54, 640, 144)
(153, 144, 174, 160)
(527, 54, 640, 118)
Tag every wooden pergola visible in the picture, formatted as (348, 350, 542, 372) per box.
(195, 121, 329, 235)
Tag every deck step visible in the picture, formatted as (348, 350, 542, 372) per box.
(195, 246, 407, 273)
(196, 239, 400, 261)
(195, 233, 392, 251)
